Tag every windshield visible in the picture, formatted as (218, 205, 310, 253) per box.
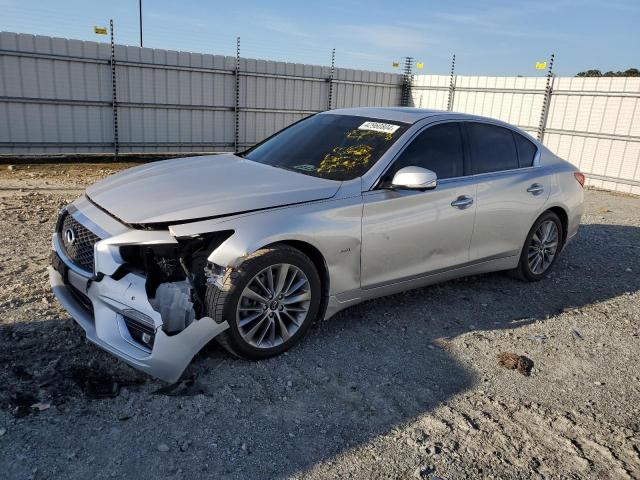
(243, 114, 409, 181)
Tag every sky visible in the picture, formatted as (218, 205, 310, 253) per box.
(1, 0, 638, 76)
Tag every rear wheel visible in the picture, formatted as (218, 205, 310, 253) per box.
(205, 245, 321, 359)
(511, 211, 563, 282)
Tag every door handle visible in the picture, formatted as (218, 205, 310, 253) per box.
(451, 195, 474, 209)
(527, 183, 544, 195)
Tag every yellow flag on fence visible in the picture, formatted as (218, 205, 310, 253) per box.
(392, 61, 400, 68)
(535, 61, 547, 70)
(416, 62, 424, 69)
(94, 26, 108, 35)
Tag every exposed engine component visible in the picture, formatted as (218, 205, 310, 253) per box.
(204, 261, 226, 289)
(149, 281, 196, 334)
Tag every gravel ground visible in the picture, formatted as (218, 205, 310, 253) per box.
(0, 163, 639, 480)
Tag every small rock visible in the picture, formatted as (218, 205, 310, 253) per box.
(413, 466, 429, 479)
(528, 333, 548, 343)
(286, 380, 292, 387)
(31, 402, 50, 411)
(157, 443, 170, 452)
(0, 428, 6, 436)
(625, 267, 632, 272)
(594, 381, 604, 386)
(7, 165, 15, 171)
(240, 443, 247, 451)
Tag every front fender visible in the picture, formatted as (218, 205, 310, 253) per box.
(169, 197, 364, 296)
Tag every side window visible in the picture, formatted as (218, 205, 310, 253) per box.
(514, 132, 537, 167)
(466, 122, 518, 174)
(387, 123, 464, 181)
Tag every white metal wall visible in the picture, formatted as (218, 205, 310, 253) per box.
(2, 31, 638, 195)
(413, 74, 640, 195)
(0, 33, 114, 153)
(0, 32, 404, 155)
(544, 76, 640, 195)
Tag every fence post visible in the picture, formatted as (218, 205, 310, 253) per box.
(234, 37, 240, 152)
(447, 54, 456, 111)
(109, 19, 119, 158)
(327, 48, 335, 110)
(400, 56, 413, 106)
(537, 53, 555, 143)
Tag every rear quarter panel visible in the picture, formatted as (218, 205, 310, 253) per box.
(537, 148, 584, 242)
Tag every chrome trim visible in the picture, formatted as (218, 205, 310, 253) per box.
(53, 233, 93, 279)
(67, 203, 110, 239)
(367, 116, 542, 191)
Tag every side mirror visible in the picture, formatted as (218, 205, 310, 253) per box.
(391, 166, 438, 190)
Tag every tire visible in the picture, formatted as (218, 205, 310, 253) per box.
(205, 244, 322, 359)
(511, 211, 564, 282)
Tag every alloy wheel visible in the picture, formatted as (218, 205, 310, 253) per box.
(236, 263, 311, 348)
(528, 220, 559, 275)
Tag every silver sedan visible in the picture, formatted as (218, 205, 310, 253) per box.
(49, 107, 584, 382)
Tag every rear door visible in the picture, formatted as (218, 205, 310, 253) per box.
(464, 122, 550, 262)
(361, 122, 477, 288)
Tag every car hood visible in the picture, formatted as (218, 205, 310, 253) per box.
(86, 154, 341, 225)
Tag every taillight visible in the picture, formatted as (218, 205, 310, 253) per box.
(574, 171, 585, 187)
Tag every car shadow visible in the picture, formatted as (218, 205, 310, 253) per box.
(1, 223, 639, 479)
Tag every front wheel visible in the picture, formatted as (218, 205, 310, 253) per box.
(511, 211, 563, 282)
(205, 245, 322, 359)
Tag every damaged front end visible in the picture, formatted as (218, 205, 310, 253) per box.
(49, 202, 234, 383)
(118, 232, 233, 330)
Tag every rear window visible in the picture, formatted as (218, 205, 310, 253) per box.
(244, 114, 408, 181)
(467, 122, 518, 174)
(514, 132, 537, 167)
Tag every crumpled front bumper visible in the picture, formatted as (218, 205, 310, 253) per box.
(49, 245, 229, 383)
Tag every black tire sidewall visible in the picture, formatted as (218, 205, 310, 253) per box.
(519, 211, 563, 281)
(218, 247, 321, 359)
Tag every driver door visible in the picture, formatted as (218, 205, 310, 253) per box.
(360, 122, 477, 288)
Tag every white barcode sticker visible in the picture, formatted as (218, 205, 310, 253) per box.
(357, 121, 400, 134)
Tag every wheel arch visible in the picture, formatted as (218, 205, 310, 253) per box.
(207, 232, 333, 322)
(262, 239, 331, 322)
(544, 205, 569, 248)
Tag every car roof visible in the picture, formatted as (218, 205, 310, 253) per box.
(322, 107, 526, 128)
(322, 107, 444, 124)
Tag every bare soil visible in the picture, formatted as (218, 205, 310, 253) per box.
(0, 163, 639, 480)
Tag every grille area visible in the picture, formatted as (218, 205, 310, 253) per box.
(58, 211, 101, 273)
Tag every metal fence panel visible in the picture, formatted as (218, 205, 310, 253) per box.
(413, 74, 640, 195)
(412, 74, 449, 111)
(0, 32, 114, 153)
(0, 32, 404, 156)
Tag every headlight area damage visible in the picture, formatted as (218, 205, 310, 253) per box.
(49, 227, 235, 383)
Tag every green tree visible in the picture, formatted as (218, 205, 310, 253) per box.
(576, 68, 639, 77)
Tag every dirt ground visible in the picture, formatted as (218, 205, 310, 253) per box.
(0, 162, 639, 480)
